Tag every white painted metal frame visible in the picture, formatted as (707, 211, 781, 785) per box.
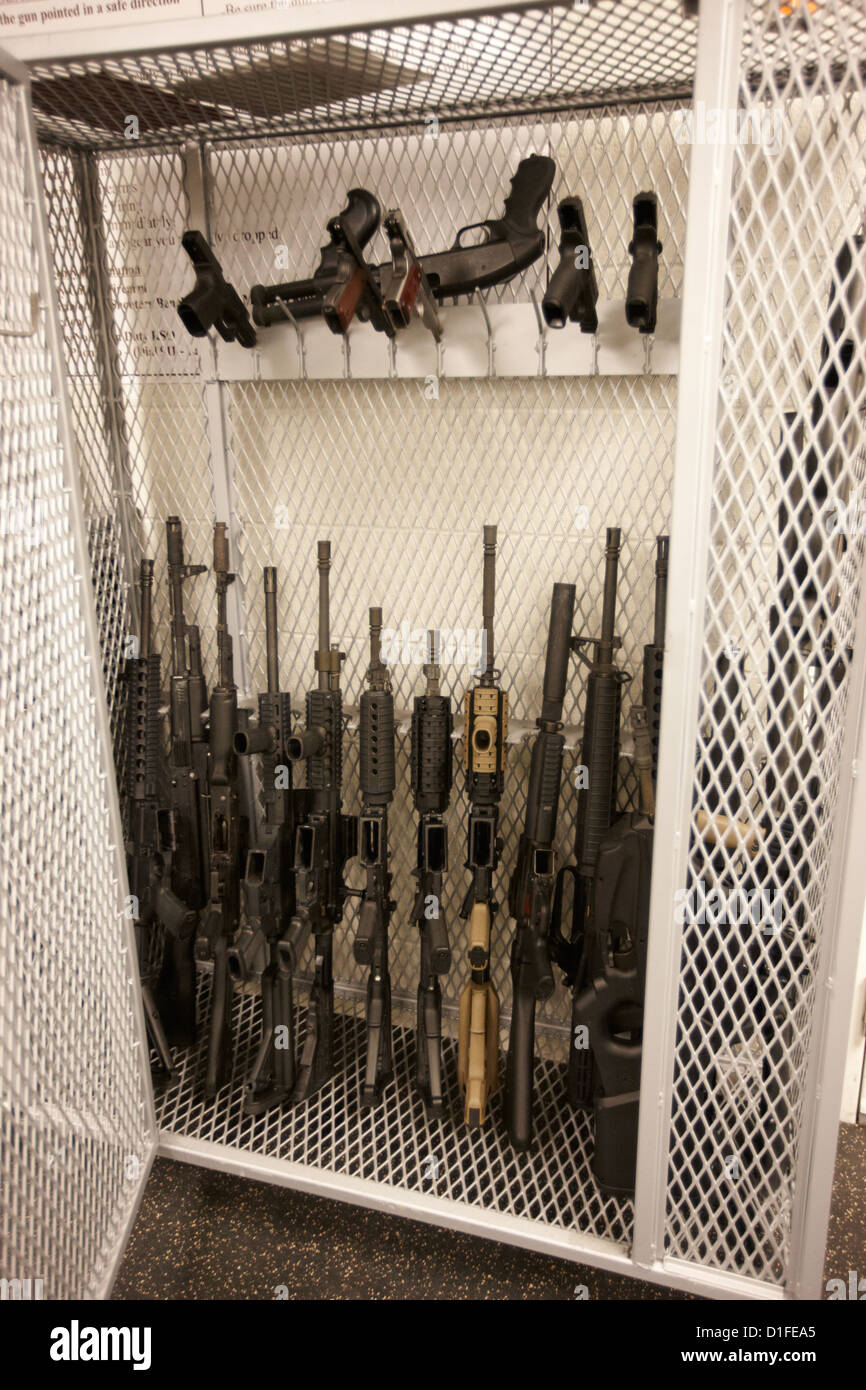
(632, 0, 746, 1286)
(1, 0, 547, 65)
(0, 43, 158, 1299)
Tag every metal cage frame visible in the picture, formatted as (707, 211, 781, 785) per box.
(2, 0, 866, 1302)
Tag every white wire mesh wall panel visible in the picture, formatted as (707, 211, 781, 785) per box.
(204, 104, 689, 309)
(155, 979, 633, 1245)
(226, 374, 676, 1038)
(664, 2, 866, 1285)
(0, 76, 150, 1299)
(26, 4, 698, 152)
(39, 149, 132, 760)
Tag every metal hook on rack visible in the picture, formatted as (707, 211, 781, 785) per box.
(529, 291, 547, 377)
(642, 332, 653, 376)
(388, 335, 397, 381)
(273, 296, 306, 380)
(475, 290, 496, 378)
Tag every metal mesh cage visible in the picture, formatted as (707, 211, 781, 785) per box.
(0, 70, 153, 1300)
(17, 0, 866, 1297)
(664, 1, 866, 1285)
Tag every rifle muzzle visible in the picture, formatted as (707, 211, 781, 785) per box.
(227, 925, 266, 982)
(234, 725, 274, 757)
(288, 727, 324, 762)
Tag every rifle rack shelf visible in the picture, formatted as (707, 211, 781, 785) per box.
(3, 0, 866, 1305)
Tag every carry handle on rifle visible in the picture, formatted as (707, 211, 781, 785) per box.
(453, 153, 554, 248)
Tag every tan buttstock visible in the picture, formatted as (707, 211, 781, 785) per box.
(457, 902, 499, 1127)
(695, 808, 760, 854)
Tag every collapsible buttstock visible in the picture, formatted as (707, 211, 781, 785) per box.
(457, 981, 500, 1127)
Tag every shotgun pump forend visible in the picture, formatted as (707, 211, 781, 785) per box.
(542, 196, 599, 333)
(178, 230, 257, 348)
(504, 581, 576, 1151)
(625, 192, 663, 334)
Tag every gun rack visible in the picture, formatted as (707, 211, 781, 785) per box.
(2, 0, 866, 1301)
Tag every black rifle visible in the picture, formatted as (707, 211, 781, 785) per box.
(155, 517, 209, 1048)
(250, 156, 555, 330)
(286, 541, 358, 1102)
(504, 582, 576, 1151)
(542, 197, 598, 332)
(411, 631, 454, 1117)
(625, 192, 662, 334)
(457, 525, 509, 1128)
(230, 567, 307, 1114)
(353, 608, 397, 1107)
(200, 523, 246, 1097)
(178, 230, 257, 347)
(642, 535, 668, 786)
(125, 558, 196, 1079)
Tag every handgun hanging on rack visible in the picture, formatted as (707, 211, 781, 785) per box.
(286, 541, 358, 1103)
(625, 192, 662, 334)
(504, 582, 576, 1151)
(155, 517, 210, 1050)
(125, 557, 196, 1080)
(457, 526, 509, 1129)
(411, 631, 454, 1118)
(229, 567, 308, 1115)
(352, 608, 398, 1107)
(178, 230, 257, 347)
(542, 196, 598, 332)
(199, 524, 248, 1098)
(248, 155, 556, 337)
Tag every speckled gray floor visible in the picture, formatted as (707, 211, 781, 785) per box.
(111, 1122, 865, 1300)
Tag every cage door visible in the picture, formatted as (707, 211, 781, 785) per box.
(0, 54, 156, 1299)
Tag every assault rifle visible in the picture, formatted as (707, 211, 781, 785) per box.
(353, 608, 397, 1107)
(155, 517, 209, 1048)
(230, 567, 307, 1114)
(457, 526, 509, 1128)
(504, 582, 576, 1151)
(411, 631, 454, 1117)
(125, 558, 196, 1079)
(200, 523, 246, 1096)
(250, 156, 556, 333)
(286, 541, 358, 1102)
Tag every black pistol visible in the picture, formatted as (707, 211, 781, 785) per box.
(178, 230, 257, 347)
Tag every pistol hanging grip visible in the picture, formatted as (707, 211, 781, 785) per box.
(625, 192, 662, 335)
(453, 153, 555, 248)
(177, 230, 257, 349)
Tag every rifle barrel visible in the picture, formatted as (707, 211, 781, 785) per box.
(599, 526, 621, 664)
(317, 540, 331, 691)
(139, 559, 154, 660)
(482, 524, 497, 679)
(264, 566, 279, 694)
(653, 536, 669, 648)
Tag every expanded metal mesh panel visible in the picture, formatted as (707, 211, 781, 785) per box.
(155, 974, 633, 1245)
(0, 75, 150, 1299)
(665, 1, 866, 1285)
(28, 2, 698, 152)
